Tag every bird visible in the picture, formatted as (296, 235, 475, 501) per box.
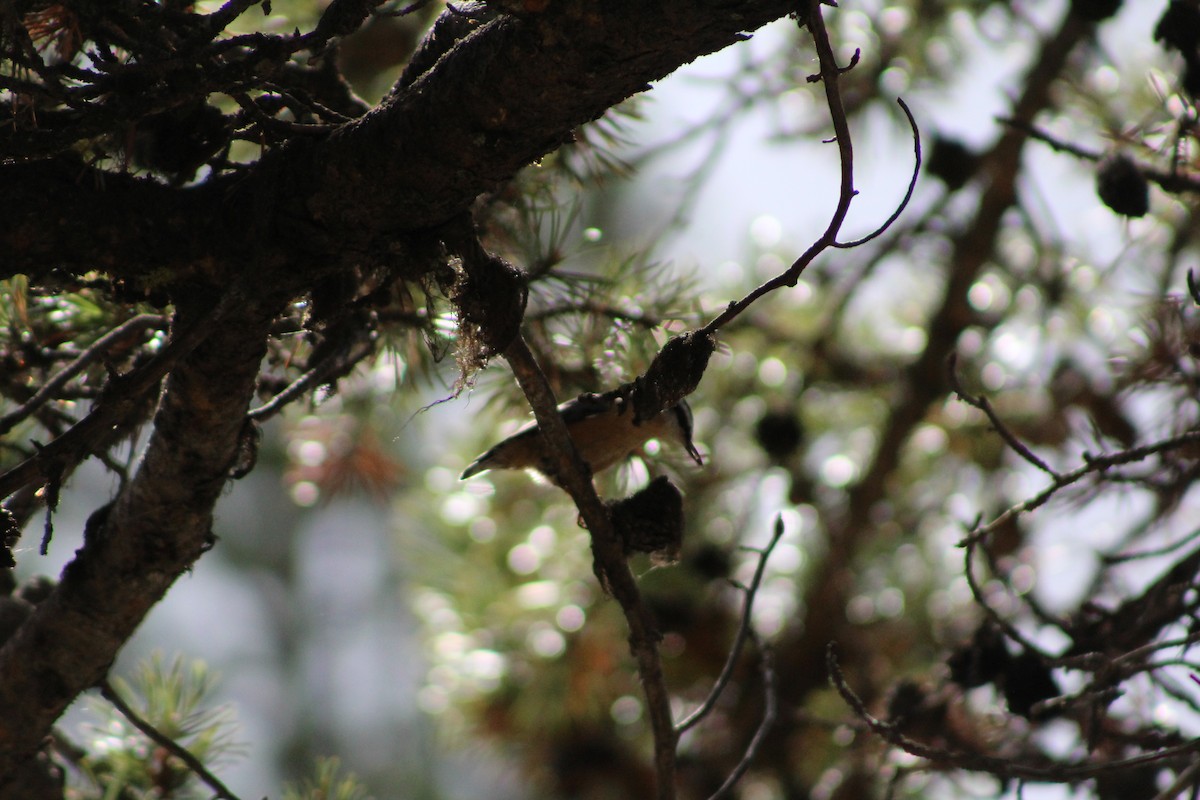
(460, 393, 703, 482)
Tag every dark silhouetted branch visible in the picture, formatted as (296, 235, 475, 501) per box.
(677, 515, 785, 734)
(0, 314, 167, 436)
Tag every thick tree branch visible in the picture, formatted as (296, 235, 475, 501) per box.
(1, 0, 798, 287)
(0, 297, 276, 787)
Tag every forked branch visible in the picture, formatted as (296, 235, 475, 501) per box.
(701, 1, 920, 336)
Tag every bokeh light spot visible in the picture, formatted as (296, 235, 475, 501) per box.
(556, 604, 585, 632)
(507, 544, 541, 575)
(611, 695, 643, 725)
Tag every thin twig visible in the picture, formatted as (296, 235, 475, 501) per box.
(835, 97, 921, 249)
(948, 353, 1059, 477)
(701, 1, 917, 336)
(1001, 115, 1200, 197)
(700, 0, 861, 336)
(975, 535, 1062, 631)
(705, 637, 777, 800)
(1105, 527, 1200, 565)
(827, 644, 1200, 782)
(0, 314, 168, 436)
(99, 680, 242, 800)
(0, 293, 239, 502)
(997, 116, 1101, 161)
(247, 334, 376, 422)
(959, 427, 1200, 548)
(230, 92, 336, 135)
(676, 515, 785, 733)
(1151, 758, 1200, 800)
(962, 535, 1053, 659)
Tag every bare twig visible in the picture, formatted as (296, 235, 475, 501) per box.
(700, 2, 917, 335)
(974, 535, 1063, 631)
(0, 293, 239, 503)
(948, 353, 1059, 477)
(99, 680, 242, 800)
(1001, 116, 1200, 197)
(230, 92, 337, 135)
(962, 535, 1054, 659)
(699, 0, 858, 335)
(827, 644, 1200, 782)
(1105, 528, 1200, 565)
(835, 98, 921, 249)
(247, 333, 376, 422)
(960, 427, 1200, 548)
(1151, 759, 1200, 800)
(676, 515, 785, 733)
(705, 637, 777, 800)
(997, 116, 1102, 161)
(0, 314, 168, 436)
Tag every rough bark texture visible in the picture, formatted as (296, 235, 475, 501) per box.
(0, 300, 274, 785)
(1, 0, 796, 287)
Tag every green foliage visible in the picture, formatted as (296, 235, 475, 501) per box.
(68, 654, 240, 800)
(282, 758, 372, 800)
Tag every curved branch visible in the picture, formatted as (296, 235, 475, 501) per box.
(834, 97, 921, 249)
(99, 680, 241, 800)
(701, 0, 858, 335)
(676, 515, 784, 734)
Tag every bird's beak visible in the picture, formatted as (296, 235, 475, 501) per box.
(686, 441, 704, 466)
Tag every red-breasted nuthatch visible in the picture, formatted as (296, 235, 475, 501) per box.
(460, 393, 703, 482)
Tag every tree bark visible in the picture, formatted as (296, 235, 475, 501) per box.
(1, 0, 796, 287)
(0, 298, 274, 786)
